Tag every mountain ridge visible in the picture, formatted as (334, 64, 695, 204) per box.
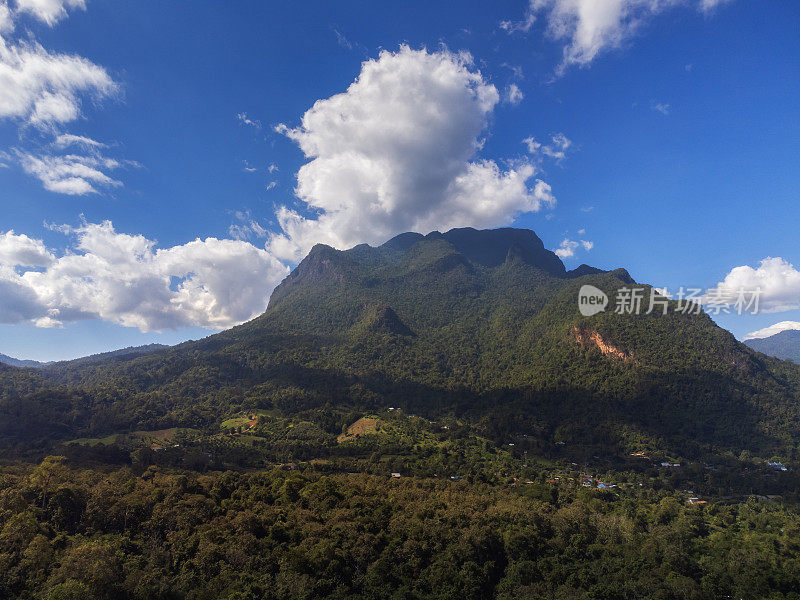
(745, 330, 800, 363)
(268, 227, 631, 310)
(0, 343, 168, 369)
(0, 353, 45, 368)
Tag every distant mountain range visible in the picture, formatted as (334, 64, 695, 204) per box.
(0, 354, 46, 368)
(745, 330, 800, 363)
(0, 344, 168, 369)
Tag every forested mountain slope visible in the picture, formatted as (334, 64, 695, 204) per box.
(1, 227, 799, 461)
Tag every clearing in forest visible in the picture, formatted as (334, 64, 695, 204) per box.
(338, 417, 382, 442)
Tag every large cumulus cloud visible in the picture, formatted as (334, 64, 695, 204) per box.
(269, 46, 554, 261)
(0, 222, 289, 331)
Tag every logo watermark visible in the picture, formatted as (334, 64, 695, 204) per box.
(578, 286, 762, 317)
(578, 285, 609, 317)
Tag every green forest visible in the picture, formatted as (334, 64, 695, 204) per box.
(1, 457, 799, 600)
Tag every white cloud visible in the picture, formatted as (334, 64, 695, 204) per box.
(555, 238, 579, 258)
(499, 9, 537, 33)
(15, 0, 85, 27)
(523, 136, 541, 154)
(53, 133, 106, 150)
(554, 236, 593, 258)
(237, 111, 261, 129)
(503, 63, 525, 80)
(532, 179, 556, 206)
(652, 102, 670, 115)
(0, 230, 58, 323)
(504, 83, 524, 105)
(699, 0, 733, 12)
(0, 230, 54, 266)
(266, 181, 277, 190)
(268, 163, 278, 173)
(710, 257, 800, 314)
(333, 27, 353, 49)
(545, 132, 572, 160)
(744, 321, 800, 341)
(0, 1, 128, 192)
(522, 0, 733, 74)
(0, 2, 14, 34)
(532, 0, 656, 72)
(16, 150, 124, 194)
(228, 211, 268, 241)
(0, 221, 290, 331)
(523, 132, 572, 161)
(270, 46, 551, 261)
(0, 37, 116, 127)
(0, 266, 48, 324)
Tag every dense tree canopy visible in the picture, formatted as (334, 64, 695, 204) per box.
(1, 459, 799, 600)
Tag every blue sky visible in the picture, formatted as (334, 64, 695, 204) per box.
(0, 0, 798, 361)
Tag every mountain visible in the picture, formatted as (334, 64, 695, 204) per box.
(745, 330, 800, 363)
(0, 344, 167, 369)
(1, 227, 799, 462)
(0, 353, 45, 368)
(53, 343, 169, 367)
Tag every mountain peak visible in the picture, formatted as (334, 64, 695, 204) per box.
(745, 329, 800, 363)
(359, 304, 415, 337)
(268, 243, 350, 308)
(381, 227, 568, 275)
(268, 227, 629, 311)
(437, 227, 567, 275)
(380, 232, 425, 253)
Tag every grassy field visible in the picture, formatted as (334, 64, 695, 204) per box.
(337, 416, 382, 442)
(68, 427, 199, 449)
(221, 415, 256, 430)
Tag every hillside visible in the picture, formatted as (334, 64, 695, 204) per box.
(1, 227, 799, 463)
(0, 344, 168, 369)
(746, 330, 800, 364)
(0, 353, 46, 368)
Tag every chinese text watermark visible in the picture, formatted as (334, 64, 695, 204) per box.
(578, 285, 762, 317)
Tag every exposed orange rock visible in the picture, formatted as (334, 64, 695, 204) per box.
(572, 326, 632, 361)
